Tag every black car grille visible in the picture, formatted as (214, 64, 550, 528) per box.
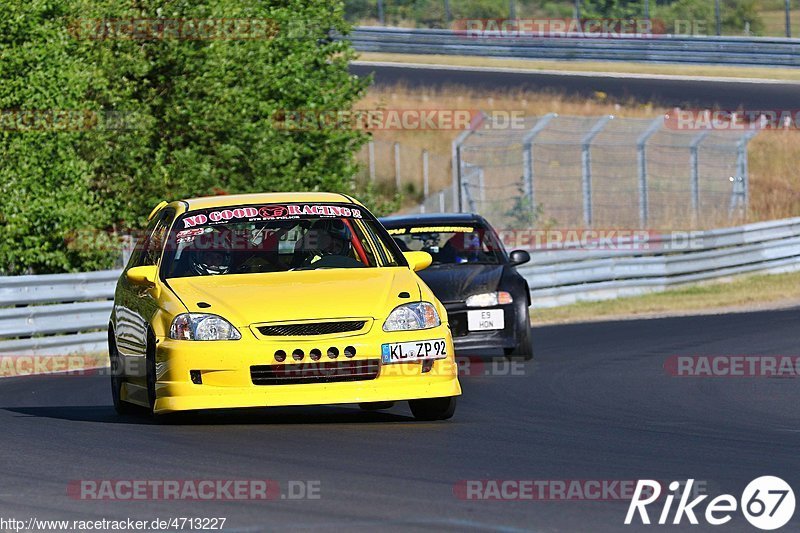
(251, 360, 380, 386)
(256, 321, 366, 337)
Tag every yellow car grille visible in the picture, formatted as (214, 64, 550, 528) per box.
(256, 321, 366, 337)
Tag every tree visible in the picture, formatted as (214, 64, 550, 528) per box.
(0, 0, 370, 274)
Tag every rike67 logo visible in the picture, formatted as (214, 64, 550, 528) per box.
(626, 477, 795, 530)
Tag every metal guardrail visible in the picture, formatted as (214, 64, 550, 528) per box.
(348, 27, 800, 67)
(518, 217, 800, 308)
(1, 216, 799, 355)
(0, 271, 118, 356)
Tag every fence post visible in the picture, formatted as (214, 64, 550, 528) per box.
(690, 131, 710, 222)
(394, 142, 401, 190)
(730, 130, 759, 217)
(419, 150, 430, 214)
(451, 112, 485, 212)
(422, 149, 429, 198)
(581, 115, 613, 227)
(636, 117, 663, 227)
(368, 140, 375, 182)
(478, 168, 485, 206)
(522, 113, 557, 217)
(462, 181, 476, 212)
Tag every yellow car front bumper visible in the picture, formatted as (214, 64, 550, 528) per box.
(132, 324, 460, 414)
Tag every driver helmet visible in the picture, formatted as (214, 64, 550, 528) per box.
(309, 218, 352, 254)
(188, 229, 233, 275)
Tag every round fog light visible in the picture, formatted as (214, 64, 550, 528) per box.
(292, 349, 304, 361)
(327, 347, 339, 359)
(274, 350, 286, 362)
(344, 346, 356, 358)
(309, 348, 322, 361)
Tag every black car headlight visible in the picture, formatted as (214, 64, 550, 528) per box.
(465, 291, 513, 308)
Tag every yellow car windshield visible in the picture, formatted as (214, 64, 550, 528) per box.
(163, 203, 403, 277)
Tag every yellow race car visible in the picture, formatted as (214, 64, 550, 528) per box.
(109, 192, 461, 419)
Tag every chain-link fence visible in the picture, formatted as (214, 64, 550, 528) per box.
(455, 114, 758, 228)
(345, 0, 800, 38)
(372, 113, 760, 229)
(355, 138, 453, 208)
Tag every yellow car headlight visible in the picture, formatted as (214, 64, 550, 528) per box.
(169, 313, 242, 341)
(383, 302, 441, 332)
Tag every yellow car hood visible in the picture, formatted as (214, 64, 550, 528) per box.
(166, 268, 421, 327)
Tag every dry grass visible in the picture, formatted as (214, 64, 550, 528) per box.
(532, 270, 800, 325)
(761, 8, 800, 37)
(358, 84, 800, 224)
(748, 130, 800, 221)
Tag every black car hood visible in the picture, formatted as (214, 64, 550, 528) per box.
(417, 264, 505, 304)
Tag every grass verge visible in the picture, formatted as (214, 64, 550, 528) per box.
(531, 270, 800, 325)
(356, 52, 800, 82)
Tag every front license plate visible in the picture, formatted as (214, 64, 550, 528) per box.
(381, 339, 448, 364)
(467, 309, 505, 331)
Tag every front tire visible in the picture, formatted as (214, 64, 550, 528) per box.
(409, 396, 457, 421)
(109, 328, 137, 415)
(505, 302, 533, 360)
(145, 331, 157, 415)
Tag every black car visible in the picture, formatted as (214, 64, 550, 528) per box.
(379, 213, 532, 359)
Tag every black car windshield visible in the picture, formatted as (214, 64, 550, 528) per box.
(163, 203, 403, 278)
(386, 223, 505, 265)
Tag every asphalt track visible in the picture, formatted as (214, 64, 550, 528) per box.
(2, 308, 800, 532)
(350, 62, 800, 109)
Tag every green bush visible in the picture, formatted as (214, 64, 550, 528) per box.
(580, 0, 647, 19)
(0, 0, 370, 274)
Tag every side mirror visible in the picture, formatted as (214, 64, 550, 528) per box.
(403, 251, 432, 272)
(509, 250, 530, 266)
(126, 265, 158, 286)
